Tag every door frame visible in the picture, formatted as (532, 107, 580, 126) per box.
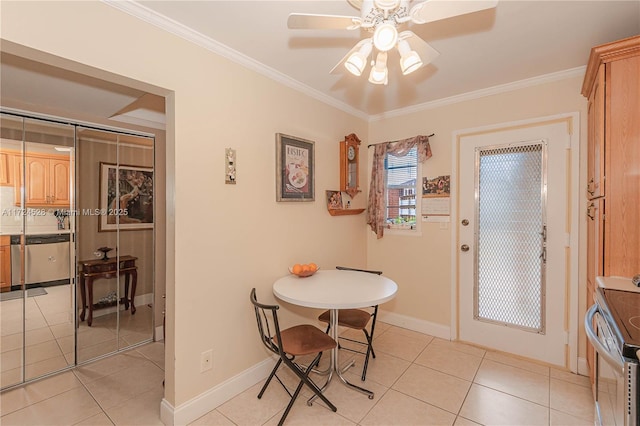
(450, 112, 580, 372)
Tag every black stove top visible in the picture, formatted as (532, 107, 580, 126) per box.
(599, 287, 640, 360)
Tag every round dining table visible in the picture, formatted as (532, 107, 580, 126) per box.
(273, 268, 398, 399)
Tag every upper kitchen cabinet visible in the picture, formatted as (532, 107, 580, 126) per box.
(14, 153, 71, 207)
(0, 151, 15, 186)
(582, 35, 640, 279)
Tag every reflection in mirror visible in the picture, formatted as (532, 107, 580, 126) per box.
(0, 114, 76, 387)
(1, 113, 25, 388)
(76, 128, 154, 363)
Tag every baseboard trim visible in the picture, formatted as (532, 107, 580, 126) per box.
(577, 356, 589, 377)
(378, 310, 451, 340)
(155, 325, 164, 342)
(160, 357, 275, 425)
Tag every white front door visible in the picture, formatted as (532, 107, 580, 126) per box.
(455, 117, 577, 367)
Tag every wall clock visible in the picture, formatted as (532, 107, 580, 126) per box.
(340, 133, 361, 198)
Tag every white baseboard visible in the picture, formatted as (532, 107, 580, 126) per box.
(160, 356, 275, 426)
(378, 309, 451, 340)
(577, 356, 589, 377)
(155, 325, 164, 342)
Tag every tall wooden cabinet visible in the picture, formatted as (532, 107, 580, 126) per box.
(582, 35, 640, 385)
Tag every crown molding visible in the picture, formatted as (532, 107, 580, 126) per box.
(369, 66, 586, 122)
(102, 1, 586, 124)
(102, 0, 369, 121)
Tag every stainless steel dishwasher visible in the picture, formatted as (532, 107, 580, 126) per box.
(11, 234, 71, 288)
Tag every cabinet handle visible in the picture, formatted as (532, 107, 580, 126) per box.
(586, 178, 595, 196)
(587, 202, 595, 220)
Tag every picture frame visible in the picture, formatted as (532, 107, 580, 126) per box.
(99, 162, 154, 232)
(275, 133, 315, 201)
(326, 190, 343, 210)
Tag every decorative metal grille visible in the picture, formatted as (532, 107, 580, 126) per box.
(474, 142, 546, 333)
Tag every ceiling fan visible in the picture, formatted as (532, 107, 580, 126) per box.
(288, 0, 498, 85)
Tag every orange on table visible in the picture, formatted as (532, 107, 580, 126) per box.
(308, 263, 318, 271)
(301, 264, 310, 273)
(292, 264, 303, 274)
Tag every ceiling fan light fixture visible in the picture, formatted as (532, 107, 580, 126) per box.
(397, 39, 423, 75)
(373, 0, 401, 11)
(373, 23, 398, 52)
(345, 41, 373, 76)
(368, 52, 389, 85)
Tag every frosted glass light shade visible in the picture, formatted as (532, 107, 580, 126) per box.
(368, 52, 389, 85)
(373, 23, 398, 52)
(397, 40, 422, 75)
(345, 41, 373, 76)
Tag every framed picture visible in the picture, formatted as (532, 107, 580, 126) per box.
(99, 162, 154, 231)
(275, 133, 315, 201)
(326, 190, 343, 210)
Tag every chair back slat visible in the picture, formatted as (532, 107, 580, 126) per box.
(250, 288, 283, 356)
(335, 266, 383, 275)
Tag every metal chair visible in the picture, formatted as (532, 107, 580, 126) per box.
(250, 288, 337, 426)
(317, 266, 382, 381)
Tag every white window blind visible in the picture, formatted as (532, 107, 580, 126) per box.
(385, 147, 418, 230)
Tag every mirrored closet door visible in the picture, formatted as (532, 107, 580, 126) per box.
(1, 112, 155, 389)
(0, 113, 75, 388)
(75, 127, 154, 363)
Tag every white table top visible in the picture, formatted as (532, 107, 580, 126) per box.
(273, 269, 398, 309)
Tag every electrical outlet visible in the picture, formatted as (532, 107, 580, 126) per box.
(200, 349, 212, 372)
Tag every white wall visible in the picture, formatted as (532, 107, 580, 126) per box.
(0, 0, 369, 411)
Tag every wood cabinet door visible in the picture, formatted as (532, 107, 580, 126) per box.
(15, 155, 49, 206)
(586, 64, 605, 200)
(0, 152, 15, 186)
(587, 198, 604, 286)
(0, 243, 10, 292)
(49, 158, 71, 206)
(604, 55, 640, 277)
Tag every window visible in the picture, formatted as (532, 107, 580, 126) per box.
(385, 147, 418, 230)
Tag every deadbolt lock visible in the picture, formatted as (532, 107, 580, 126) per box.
(461, 244, 469, 252)
(461, 219, 469, 226)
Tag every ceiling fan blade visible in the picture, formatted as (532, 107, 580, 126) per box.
(347, 0, 363, 10)
(410, 0, 498, 24)
(287, 13, 362, 30)
(399, 31, 440, 66)
(330, 39, 370, 74)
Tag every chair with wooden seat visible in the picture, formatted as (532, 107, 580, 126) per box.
(250, 288, 337, 426)
(317, 266, 382, 381)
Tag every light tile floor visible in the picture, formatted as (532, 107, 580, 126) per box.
(1, 284, 154, 389)
(0, 322, 596, 425)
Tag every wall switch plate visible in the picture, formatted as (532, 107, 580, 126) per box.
(225, 148, 236, 184)
(200, 349, 213, 372)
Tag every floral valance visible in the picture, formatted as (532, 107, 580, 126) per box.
(366, 135, 432, 239)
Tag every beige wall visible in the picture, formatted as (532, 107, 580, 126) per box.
(368, 76, 588, 354)
(1, 0, 368, 407)
(1, 0, 591, 414)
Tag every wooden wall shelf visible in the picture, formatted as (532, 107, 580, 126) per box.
(328, 208, 365, 216)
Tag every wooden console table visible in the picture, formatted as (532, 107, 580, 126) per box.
(78, 255, 137, 326)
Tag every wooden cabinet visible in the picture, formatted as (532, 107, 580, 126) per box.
(14, 153, 71, 207)
(0, 236, 10, 292)
(582, 35, 640, 387)
(0, 151, 15, 186)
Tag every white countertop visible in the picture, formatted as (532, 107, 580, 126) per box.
(596, 276, 640, 293)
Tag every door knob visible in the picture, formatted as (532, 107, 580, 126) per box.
(460, 244, 469, 252)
